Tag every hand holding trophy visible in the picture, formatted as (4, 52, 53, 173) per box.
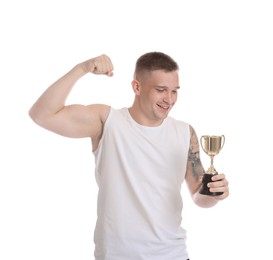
(199, 135, 225, 196)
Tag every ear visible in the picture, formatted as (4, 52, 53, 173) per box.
(131, 79, 141, 95)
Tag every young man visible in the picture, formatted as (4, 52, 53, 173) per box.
(29, 52, 229, 260)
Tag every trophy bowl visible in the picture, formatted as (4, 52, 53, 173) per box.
(199, 135, 225, 196)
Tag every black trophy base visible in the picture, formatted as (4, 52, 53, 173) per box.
(199, 173, 223, 196)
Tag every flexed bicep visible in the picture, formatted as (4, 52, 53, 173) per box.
(40, 104, 110, 140)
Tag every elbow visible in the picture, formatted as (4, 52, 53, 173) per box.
(29, 106, 37, 123)
(28, 106, 45, 127)
(29, 106, 37, 122)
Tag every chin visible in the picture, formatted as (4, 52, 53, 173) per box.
(156, 112, 169, 121)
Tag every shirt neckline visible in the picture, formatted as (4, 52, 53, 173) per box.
(124, 107, 167, 130)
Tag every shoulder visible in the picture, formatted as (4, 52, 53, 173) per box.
(188, 124, 200, 153)
(85, 104, 111, 124)
(168, 117, 200, 147)
(90, 106, 129, 131)
(189, 124, 197, 137)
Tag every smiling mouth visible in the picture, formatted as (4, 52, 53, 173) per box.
(157, 104, 170, 111)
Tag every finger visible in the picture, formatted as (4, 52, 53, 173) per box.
(93, 59, 114, 75)
(208, 178, 227, 188)
(213, 187, 229, 200)
(208, 180, 229, 196)
(93, 67, 113, 76)
(211, 173, 225, 181)
(209, 186, 226, 198)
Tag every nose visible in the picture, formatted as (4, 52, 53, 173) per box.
(163, 91, 174, 104)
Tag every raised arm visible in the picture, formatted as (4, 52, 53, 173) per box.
(29, 54, 114, 150)
(185, 125, 229, 207)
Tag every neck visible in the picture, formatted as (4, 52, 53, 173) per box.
(128, 104, 164, 127)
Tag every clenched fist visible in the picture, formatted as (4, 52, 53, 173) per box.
(80, 54, 114, 76)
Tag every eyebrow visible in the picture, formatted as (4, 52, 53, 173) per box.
(155, 86, 180, 90)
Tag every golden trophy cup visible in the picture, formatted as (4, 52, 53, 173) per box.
(199, 135, 225, 196)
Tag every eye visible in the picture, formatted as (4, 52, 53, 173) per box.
(156, 88, 165, 92)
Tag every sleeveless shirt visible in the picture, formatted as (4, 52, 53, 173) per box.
(93, 107, 190, 260)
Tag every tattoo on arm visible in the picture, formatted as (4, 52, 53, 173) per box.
(188, 125, 205, 181)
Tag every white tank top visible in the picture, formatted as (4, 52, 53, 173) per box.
(93, 107, 190, 260)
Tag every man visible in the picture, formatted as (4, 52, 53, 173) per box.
(29, 52, 229, 260)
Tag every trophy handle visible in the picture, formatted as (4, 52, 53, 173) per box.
(200, 136, 206, 154)
(220, 135, 225, 151)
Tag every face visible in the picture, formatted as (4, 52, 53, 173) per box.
(132, 70, 180, 126)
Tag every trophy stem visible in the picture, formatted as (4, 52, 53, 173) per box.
(207, 156, 217, 175)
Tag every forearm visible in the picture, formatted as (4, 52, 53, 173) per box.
(29, 64, 86, 123)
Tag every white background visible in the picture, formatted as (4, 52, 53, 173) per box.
(1, 0, 272, 259)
